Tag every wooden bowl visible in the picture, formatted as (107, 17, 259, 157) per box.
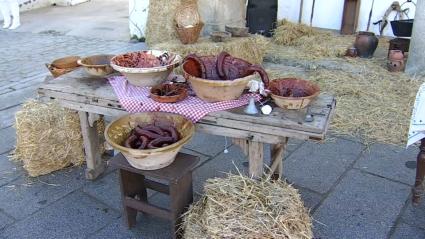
(210, 31, 231, 42)
(269, 78, 320, 110)
(105, 112, 195, 170)
(225, 25, 249, 37)
(78, 54, 115, 77)
(150, 84, 188, 103)
(51, 56, 80, 69)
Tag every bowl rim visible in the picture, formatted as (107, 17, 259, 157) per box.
(78, 54, 115, 67)
(104, 112, 195, 154)
(110, 50, 182, 73)
(269, 78, 320, 100)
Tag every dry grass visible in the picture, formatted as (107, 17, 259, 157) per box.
(11, 100, 85, 177)
(153, 35, 269, 64)
(183, 174, 312, 239)
(266, 59, 424, 146)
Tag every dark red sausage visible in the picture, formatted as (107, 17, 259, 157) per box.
(124, 135, 138, 148)
(147, 137, 174, 149)
(134, 127, 163, 139)
(158, 126, 180, 142)
(143, 125, 166, 136)
(138, 136, 149, 149)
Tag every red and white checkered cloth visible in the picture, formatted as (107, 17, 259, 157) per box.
(108, 76, 260, 122)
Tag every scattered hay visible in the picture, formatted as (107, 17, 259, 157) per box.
(183, 174, 312, 239)
(12, 100, 85, 177)
(153, 35, 270, 64)
(266, 61, 425, 145)
(145, 0, 197, 46)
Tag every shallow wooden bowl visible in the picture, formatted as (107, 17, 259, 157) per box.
(78, 54, 115, 77)
(269, 78, 320, 110)
(105, 112, 195, 170)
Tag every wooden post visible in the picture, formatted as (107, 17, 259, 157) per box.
(78, 111, 107, 180)
(269, 138, 288, 180)
(406, 0, 425, 75)
(248, 141, 264, 178)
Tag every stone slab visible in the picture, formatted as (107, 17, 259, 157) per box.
(0, 127, 16, 155)
(83, 170, 123, 211)
(313, 170, 410, 239)
(184, 132, 228, 157)
(390, 223, 425, 239)
(401, 196, 425, 230)
(0, 105, 20, 129)
(0, 153, 23, 187)
(0, 87, 36, 111)
(1, 190, 119, 239)
(0, 210, 14, 231)
(296, 187, 323, 210)
(355, 143, 417, 185)
(283, 138, 364, 193)
(0, 166, 86, 220)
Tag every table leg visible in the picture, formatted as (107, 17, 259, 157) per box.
(413, 139, 425, 204)
(78, 111, 107, 180)
(269, 138, 288, 180)
(248, 141, 264, 178)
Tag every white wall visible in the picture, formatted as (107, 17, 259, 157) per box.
(278, 0, 416, 36)
(129, 0, 149, 40)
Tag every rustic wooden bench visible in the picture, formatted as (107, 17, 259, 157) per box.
(38, 69, 336, 180)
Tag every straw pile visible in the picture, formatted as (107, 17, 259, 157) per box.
(153, 35, 269, 64)
(266, 60, 425, 146)
(183, 174, 312, 239)
(272, 19, 357, 59)
(145, 0, 197, 46)
(12, 100, 84, 177)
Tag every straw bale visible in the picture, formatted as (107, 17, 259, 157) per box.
(145, 0, 197, 46)
(273, 19, 321, 46)
(11, 100, 85, 177)
(153, 35, 270, 65)
(183, 174, 312, 239)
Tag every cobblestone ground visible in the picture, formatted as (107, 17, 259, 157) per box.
(0, 30, 424, 239)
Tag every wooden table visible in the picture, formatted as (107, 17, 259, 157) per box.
(38, 69, 336, 180)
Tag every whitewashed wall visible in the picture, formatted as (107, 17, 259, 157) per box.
(129, 0, 149, 40)
(278, 0, 416, 36)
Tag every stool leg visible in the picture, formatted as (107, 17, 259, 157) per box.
(119, 169, 148, 228)
(413, 139, 425, 204)
(169, 173, 193, 239)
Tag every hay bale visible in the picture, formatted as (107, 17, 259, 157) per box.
(145, 0, 197, 46)
(183, 174, 312, 239)
(153, 35, 269, 64)
(12, 100, 85, 177)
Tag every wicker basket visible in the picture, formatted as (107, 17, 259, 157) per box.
(176, 22, 204, 44)
(175, 4, 200, 28)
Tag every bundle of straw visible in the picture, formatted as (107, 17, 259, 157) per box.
(183, 174, 312, 239)
(153, 35, 269, 65)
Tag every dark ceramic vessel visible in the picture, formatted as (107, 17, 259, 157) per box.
(354, 31, 379, 58)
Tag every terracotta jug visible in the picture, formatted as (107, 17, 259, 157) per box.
(389, 50, 404, 61)
(354, 31, 379, 58)
(345, 47, 358, 57)
(387, 60, 405, 72)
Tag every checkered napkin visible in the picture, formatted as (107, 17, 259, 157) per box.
(108, 76, 260, 122)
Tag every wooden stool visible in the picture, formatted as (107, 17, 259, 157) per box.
(110, 153, 199, 238)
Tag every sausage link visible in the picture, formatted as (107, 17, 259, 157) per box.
(147, 137, 174, 149)
(124, 135, 138, 148)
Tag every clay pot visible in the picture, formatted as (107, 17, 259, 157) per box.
(389, 50, 404, 61)
(354, 31, 379, 58)
(387, 60, 405, 72)
(345, 47, 358, 57)
(150, 84, 188, 103)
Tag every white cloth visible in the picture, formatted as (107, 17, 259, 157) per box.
(407, 83, 425, 147)
(0, 0, 20, 28)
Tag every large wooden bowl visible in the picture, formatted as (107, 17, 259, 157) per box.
(78, 54, 115, 77)
(110, 50, 182, 87)
(105, 112, 195, 170)
(269, 78, 320, 110)
(182, 57, 256, 102)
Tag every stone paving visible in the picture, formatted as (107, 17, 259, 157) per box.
(0, 27, 425, 239)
